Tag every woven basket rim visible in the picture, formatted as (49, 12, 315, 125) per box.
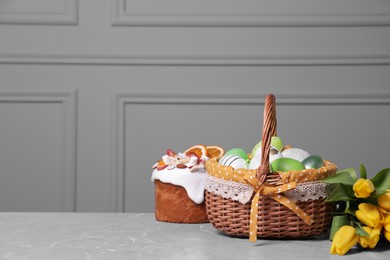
(206, 156, 337, 185)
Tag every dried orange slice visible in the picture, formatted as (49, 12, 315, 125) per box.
(206, 145, 225, 158)
(153, 159, 167, 170)
(184, 144, 207, 158)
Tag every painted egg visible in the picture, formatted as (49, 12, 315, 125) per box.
(270, 136, 284, 152)
(251, 136, 283, 158)
(248, 148, 282, 169)
(281, 148, 310, 162)
(225, 148, 249, 161)
(219, 155, 248, 169)
(302, 155, 325, 169)
(271, 158, 305, 172)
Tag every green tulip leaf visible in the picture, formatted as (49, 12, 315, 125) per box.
(345, 200, 358, 215)
(326, 184, 355, 202)
(343, 168, 358, 181)
(351, 221, 369, 237)
(371, 168, 390, 197)
(329, 215, 350, 240)
(360, 197, 378, 206)
(360, 164, 367, 179)
(323, 170, 356, 185)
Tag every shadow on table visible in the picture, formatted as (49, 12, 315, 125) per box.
(215, 230, 331, 246)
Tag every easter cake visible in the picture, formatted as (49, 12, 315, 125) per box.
(152, 144, 224, 223)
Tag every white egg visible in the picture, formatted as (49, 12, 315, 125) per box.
(248, 149, 282, 169)
(281, 148, 310, 162)
(248, 150, 261, 169)
(219, 155, 248, 169)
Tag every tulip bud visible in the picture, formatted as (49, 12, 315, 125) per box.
(378, 206, 390, 224)
(382, 214, 390, 245)
(358, 226, 381, 249)
(385, 229, 390, 242)
(385, 223, 390, 232)
(378, 190, 390, 211)
(353, 178, 375, 198)
(356, 203, 381, 228)
(330, 225, 358, 256)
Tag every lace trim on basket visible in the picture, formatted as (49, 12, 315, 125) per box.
(206, 175, 254, 204)
(206, 175, 334, 204)
(284, 181, 335, 202)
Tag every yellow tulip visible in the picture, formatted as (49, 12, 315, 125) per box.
(378, 190, 390, 211)
(358, 226, 381, 249)
(356, 203, 380, 227)
(382, 206, 390, 235)
(330, 225, 358, 256)
(353, 178, 375, 198)
(384, 225, 390, 244)
(384, 222, 390, 232)
(378, 206, 390, 225)
(385, 229, 390, 242)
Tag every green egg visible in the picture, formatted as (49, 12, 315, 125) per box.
(302, 155, 324, 169)
(271, 158, 305, 172)
(251, 136, 283, 158)
(251, 141, 261, 158)
(270, 136, 283, 152)
(225, 148, 248, 161)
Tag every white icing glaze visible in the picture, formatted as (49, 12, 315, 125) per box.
(151, 168, 207, 204)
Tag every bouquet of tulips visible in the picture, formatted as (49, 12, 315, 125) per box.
(322, 164, 390, 255)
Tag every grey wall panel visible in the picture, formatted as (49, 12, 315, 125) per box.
(276, 104, 390, 173)
(113, 0, 390, 26)
(0, 0, 390, 212)
(0, 0, 78, 25)
(1, 1, 390, 63)
(0, 92, 77, 211)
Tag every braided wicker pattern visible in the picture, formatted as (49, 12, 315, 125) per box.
(257, 94, 276, 181)
(205, 191, 333, 238)
(205, 94, 334, 238)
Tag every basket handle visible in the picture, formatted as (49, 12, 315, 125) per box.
(256, 94, 277, 181)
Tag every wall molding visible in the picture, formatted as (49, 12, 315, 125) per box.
(112, 0, 390, 27)
(0, 0, 78, 25)
(0, 90, 77, 211)
(111, 92, 390, 212)
(116, 93, 390, 105)
(1, 53, 390, 66)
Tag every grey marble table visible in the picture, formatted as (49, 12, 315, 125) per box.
(0, 213, 389, 260)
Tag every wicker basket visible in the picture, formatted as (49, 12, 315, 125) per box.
(205, 94, 337, 241)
